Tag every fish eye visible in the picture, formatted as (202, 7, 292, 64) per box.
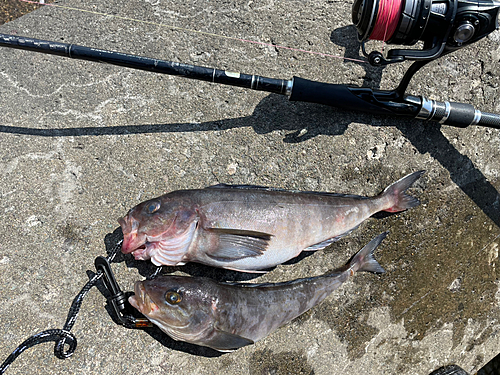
(146, 201, 160, 214)
(165, 291, 182, 305)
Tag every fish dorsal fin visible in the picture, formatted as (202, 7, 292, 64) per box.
(303, 224, 361, 251)
(207, 183, 271, 190)
(222, 273, 341, 288)
(204, 327, 254, 351)
(205, 228, 272, 262)
(206, 184, 369, 198)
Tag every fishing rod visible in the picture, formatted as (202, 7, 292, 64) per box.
(1, 0, 500, 129)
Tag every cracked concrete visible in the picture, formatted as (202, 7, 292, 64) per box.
(0, 0, 500, 374)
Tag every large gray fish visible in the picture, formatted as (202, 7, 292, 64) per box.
(129, 232, 387, 351)
(119, 171, 423, 272)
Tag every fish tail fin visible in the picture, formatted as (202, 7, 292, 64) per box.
(381, 170, 425, 213)
(350, 232, 387, 274)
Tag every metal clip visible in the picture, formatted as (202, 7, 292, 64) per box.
(94, 256, 153, 329)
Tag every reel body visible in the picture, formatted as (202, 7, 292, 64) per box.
(353, 0, 500, 65)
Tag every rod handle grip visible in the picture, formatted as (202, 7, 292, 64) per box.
(288, 77, 393, 115)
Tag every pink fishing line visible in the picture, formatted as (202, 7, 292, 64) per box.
(369, 0, 403, 41)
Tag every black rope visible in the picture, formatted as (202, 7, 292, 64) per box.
(0, 238, 123, 374)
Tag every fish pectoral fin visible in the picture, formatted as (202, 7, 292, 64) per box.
(205, 228, 272, 262)
(304, 225, 360, 251)
(204, 327, 254, 351)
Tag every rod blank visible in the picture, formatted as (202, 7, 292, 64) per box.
(0, 33, 290, 95)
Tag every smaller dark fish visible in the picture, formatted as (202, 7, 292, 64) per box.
(129, 232, 388, 351)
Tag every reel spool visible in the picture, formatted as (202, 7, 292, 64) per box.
(352, 0, 500, 65)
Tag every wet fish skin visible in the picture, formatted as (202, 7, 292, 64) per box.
(128, 232, 387, 351)
(119, 171, 424, 272)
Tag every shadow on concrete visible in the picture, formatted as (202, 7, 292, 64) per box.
(397, 123, 500, 225)
(0, 93, 358, 143)
(330, 25, 384, 89)
(141, 325, 225, 357)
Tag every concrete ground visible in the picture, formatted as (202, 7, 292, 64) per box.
(1, 1, 500, 374)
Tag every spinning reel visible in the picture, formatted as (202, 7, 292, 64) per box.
(353, 0, 500, 65)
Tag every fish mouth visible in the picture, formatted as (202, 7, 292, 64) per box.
(121, 230, 154, 261)
(119, 216, 162, 261)
(129, 282, 160, 316)
(119, 216, 143, 255)
(120, 229, 148, 258)
(127, 241, 162, 261)
(130, 245, 148, 260)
